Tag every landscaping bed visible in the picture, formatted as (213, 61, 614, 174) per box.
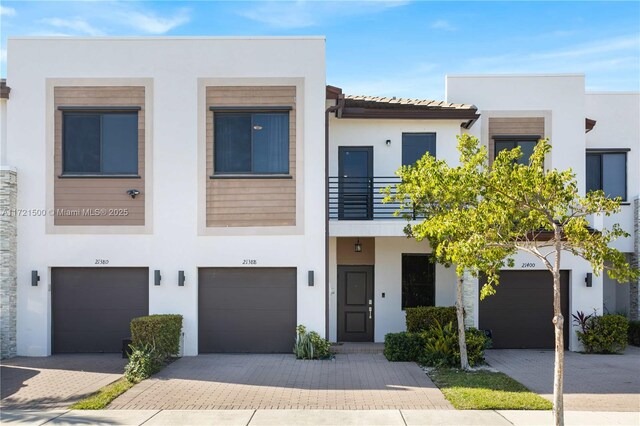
(427, 368, 552, 410)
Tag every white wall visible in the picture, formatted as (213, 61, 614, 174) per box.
(585, 92, 639, 253)
(7, 37, 327, 356)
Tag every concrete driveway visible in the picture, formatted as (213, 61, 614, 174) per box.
(486, 346, 640, 411)
(109, 353, 452, 410)
(0, 354, 126, 410)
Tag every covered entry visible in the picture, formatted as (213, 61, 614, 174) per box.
(198, 268, 297, 353)
(52, 267, 149, 353)
(479, 270, 570, 349)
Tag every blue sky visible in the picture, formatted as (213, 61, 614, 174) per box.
(1, 1, 639, 100)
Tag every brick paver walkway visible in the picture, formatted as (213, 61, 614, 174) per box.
(486, 347, 640, 411)
(1, 354, 126, 409)
(110, 353, 452, 410)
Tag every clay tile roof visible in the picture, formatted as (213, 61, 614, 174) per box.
(0, 79, 9, 100)
(342, 93, 476, 111)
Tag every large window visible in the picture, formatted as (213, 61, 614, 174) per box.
(402, 254, 435, 309)
(62, 110, 139, 175)
(402, 133, 436, 166)
(586, 151, 627, 200)
(214, 111, 290, 174)
(494, 137, 539, 165)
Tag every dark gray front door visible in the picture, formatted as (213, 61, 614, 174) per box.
(337, 266, 374, 342)
(198, 268, 297, 353)
(479, 270, 569, 349)
(52, 267, 149, 353)
(338, 147, 373, 220)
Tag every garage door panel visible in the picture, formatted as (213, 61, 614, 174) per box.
(52, 268, 149, 353)
(198, 268, 297, 353)
(479, 270, 569, 349)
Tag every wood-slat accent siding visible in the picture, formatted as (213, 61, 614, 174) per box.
(206, 86, 297, 227)
(488, 117, 545, 164)
(54, 86, 145, 226)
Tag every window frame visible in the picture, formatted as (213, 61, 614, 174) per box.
(585, 149, 629, 202)
(493, 135, 541, 165)
(59, 106, 141, 178)
(401, 132, 437, 166)
(401, 253, 436, 310)
(209, 106, 292, 178)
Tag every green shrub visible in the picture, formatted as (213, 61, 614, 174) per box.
(294, 325, 331, 360)
(130, 314, 183, 360)
(420, 321, 491, 368)
(124, 343, 163, 383)
(575, 313, 628, 354)
(383, 332, 428, 362)
(628, 320, 640, 346)
(405, 306, 457, 333)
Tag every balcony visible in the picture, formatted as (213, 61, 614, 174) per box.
(329, 176, 412, 220)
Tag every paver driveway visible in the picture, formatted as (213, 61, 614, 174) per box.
(110, 353, 452, 410)
(1, 354, 126, 409)
(486, 346, 640, 411)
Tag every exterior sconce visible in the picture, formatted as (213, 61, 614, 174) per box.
(154, 270, 161, 286)
(385, 139, 391, 147)
(585, 273, 592, 287)
(308, 270, 315, 286)
(178, 270, 185, 286)
(354, 239, 362, 253)
(127, 189, 140, 199)
(31, 271, 40, 286)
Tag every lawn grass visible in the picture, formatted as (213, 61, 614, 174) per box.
(69, 378, 134, 410)
(428, 368, 552, 410)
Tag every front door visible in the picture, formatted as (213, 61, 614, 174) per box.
(337, 265, 374, 342)
(338, 147, 373, 220)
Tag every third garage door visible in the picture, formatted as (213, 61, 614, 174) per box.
(479, 270, 569, 349)
(198, 268, 297, 353)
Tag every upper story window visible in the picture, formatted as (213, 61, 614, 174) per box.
(61, 108, 139, 176)
(213, 109, 290, 175)
(402, 253, 435, 309)
(402, 133, 436, 166)
(494, 136, 539, 165)
(586, 150, 627, 201)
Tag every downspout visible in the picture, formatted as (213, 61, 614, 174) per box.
(324, 95, 344, 339)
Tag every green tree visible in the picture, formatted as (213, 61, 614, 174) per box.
(387, 134, 638, 426)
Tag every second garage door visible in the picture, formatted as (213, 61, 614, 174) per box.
(479, 270, 569, 349)
(198, 268, 297, 353)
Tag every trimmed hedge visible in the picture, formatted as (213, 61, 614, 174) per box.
(406, 306, 457, 333)
(577, 314, 628, 354)
(131, 314, 183, 359)
(384, 332, 428, 362)
(629, 320, 640, 347)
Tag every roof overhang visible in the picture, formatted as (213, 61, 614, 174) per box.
(585, 118, 596, 133)
(0, 79, 10, 99)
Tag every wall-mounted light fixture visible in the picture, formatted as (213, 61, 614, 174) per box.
(308, 270, 315, 286)
(178, 270, 185, 287)
(127, 189, 140, 199)
(354, 238, 362, 253)
(385, 139, 391, 147)
(585, 273, 593, 287)
(31, 270, 40, 286)
(154, 270, 161, 286)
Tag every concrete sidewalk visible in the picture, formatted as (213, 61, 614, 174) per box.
(1, 409, 638, 425)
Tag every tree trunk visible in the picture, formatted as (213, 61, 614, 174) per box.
(456, 273, 469, 370)
(552, 229, 565, 426)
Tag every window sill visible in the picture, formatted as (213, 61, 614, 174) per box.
(210, 174, 292, 180)
(58, 174, 141, 179)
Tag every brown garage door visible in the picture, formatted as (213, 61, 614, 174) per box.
(52, 268, 149, 353)
(479, 270, 569, 349)
(198, 268, 297, 353)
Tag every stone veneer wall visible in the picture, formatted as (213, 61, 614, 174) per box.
(1, 168, 17, 359)
(631, 197, 640, 321)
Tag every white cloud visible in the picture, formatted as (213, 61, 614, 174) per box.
(40, 17, 103, 36)
(0, 5, 16, 17)
(239, 0, 409, 29)
(430, 19, 456, 32)
(120, 8, 190, 34)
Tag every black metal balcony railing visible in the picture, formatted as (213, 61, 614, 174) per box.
(329, 176, 411, 220)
